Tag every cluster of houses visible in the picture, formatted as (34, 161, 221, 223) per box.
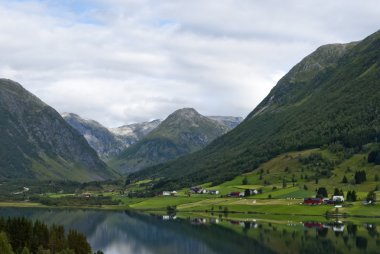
(189, 187, 219, 195)
(303, 195, 345, 205)
(160, 187, 262, 197)
(161, 191, 177, 196)
(227, 189, 260, 198)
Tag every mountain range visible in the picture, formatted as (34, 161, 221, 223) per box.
(129, 30, 380, 189)
(62, 113, 160, 160)
(110, 108, 240, 173)
(0, 79, 117, 181)
(63, 111, 242, 173)
(1, 30, 379, 186)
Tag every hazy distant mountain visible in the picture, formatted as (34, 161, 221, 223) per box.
(207, 116, 243, 129)
(110, 120, 161, 147)
(130, 30, 380, 188)
(0, 79, 117, 181)
(63, 113, 160, 160)
(111, 108, 231, 174)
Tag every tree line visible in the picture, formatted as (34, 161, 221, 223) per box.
(0, 217, 101, 254)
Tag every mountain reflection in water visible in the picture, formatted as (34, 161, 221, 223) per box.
(0, 208, 378, 254)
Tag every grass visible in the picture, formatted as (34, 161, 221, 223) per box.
(0, 202, 46, 208)
(128, 196, 206, 210)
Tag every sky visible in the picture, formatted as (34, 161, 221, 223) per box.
(0, 0, 379, 127)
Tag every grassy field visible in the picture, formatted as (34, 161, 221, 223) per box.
(204, 147, 380, 200)
(2, 147, 379, 219)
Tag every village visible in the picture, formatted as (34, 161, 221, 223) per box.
(160, 186, 262, 197)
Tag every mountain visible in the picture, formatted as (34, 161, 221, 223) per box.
(111, 108, 231, 174)
(62, 113, 160, 160)
(129, 30, 380, 189)
(62, 113, 124, 160)
(109, 119, 161, 146)
(207, 116, 243, 129)
(0, 79, 117, 181)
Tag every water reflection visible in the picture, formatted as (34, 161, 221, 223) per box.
(0, 208, 378, 254)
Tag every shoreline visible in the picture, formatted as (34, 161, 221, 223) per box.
(0, 201, 379, 219)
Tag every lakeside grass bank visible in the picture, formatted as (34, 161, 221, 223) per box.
(0, 196, 378, 218)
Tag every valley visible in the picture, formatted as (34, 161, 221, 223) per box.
(0, 24, 379, 254)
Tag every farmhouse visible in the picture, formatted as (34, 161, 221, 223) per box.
(190, 187, 207, 194)
(162, 191, 171, 196)
(228, 192, 245, 197)
(332, 196, 344, 202)
(303, 198, 323, 205)
(209, 190, 219, 195)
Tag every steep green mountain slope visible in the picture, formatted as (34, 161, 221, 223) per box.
(0, 79, 117, 181)
(111, 108, 230, 173)
(130, 30, 380, 189)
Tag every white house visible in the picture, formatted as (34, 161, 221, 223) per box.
(332, 196, 345, 202)
(162, 191, 171, 196)
(209, 190, 219, 195)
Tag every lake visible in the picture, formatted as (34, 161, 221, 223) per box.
(0, 208, 379, 254)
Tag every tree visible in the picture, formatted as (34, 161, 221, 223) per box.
(351, 190, 357, 201)
(21, 247, 30, 254)
(242, 177, 248, 185)
(67, 230, 91, 254)
(347, 190, 357, 202)
(31, 220, 49, 253)
(0, 232, 14, 254)
(334, 188, 344, 196)
(342, 175, 348, 184)
(355, 171, 367, 184)
(49, 225, 66, 253)
(37, 246, 50, 254)
(316, 187, 328, 198)
(366, 191, 376, 203)
(282, 179, 287, 188)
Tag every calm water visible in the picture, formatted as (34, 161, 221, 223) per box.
(0, 208, 379, 254)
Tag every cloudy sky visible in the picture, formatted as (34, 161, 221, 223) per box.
(0, 0, 379, 127)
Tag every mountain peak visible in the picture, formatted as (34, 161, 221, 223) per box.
(249, 40, 359, 119)
(170, 108, 199, 118)
(111, 108, 232, 173)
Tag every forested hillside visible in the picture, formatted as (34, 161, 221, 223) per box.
(129, 30, 380, 189)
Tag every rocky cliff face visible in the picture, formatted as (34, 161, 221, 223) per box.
(111, 108, 231, 174)
(110, 120, 161, 147)
(0, 79, 116, 181)
(63, 113, 160, 160)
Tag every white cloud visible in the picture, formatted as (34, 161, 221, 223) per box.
(0, 0, 379, 127)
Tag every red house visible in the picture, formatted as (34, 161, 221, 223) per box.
(303, 198, 323, 205)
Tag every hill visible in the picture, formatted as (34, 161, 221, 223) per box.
(129, 30, 380, 189)
(0, 79, 117, 181)
(111, 108, 231, 173)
